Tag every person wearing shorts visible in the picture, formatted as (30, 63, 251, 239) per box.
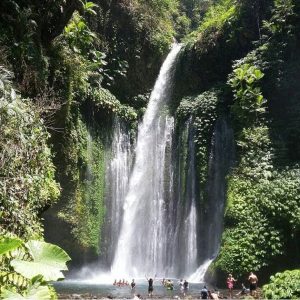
(248, 272, 258, 296)
(146, 277, 154, 297)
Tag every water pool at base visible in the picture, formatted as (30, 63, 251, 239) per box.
(53, 280, 206, 299)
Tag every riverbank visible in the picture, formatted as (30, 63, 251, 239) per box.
(54, 281, 263, 300)
(57, 290, 262, 300)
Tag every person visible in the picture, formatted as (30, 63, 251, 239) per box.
(118, 279, 122, 287)
(183, 280, 189, 296)
(131, 279, 136, 290)
(248, 272, 258, 297)
(179, 279, 184, 291)
(236, 283, 249, 296)
(227, 274, 237, 298)
(146, 276, 154, 297)
(201, 285, 209, 299)
(166, 279, 174, 290)
(113, 279, 117, 286)
(133, 294, 142, 300)
(162, 278, 166, 287)
(210, 289, 219, 300)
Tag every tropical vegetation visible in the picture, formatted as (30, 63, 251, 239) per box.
(1, 0, 300, 298)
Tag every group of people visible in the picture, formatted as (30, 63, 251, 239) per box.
(114, 276, 189, 298)
(200, 286, 220, 300)
(113, 279, 130, 287)
(226, 272, 258, 299)
(114, 271, 258, 299)
(199, 272, 258, 299)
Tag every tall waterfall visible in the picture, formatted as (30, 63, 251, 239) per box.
(97, 44, 235, 281)
(111, 44, 182, 278)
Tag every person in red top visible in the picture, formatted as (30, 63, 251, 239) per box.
(227, 274, 237, 299)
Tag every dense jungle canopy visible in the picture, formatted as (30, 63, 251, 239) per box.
(0, 0, 300, 299)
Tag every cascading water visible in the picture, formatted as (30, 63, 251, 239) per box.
(94, 44, 235, 281)
(188, 117, 235, 281)
(111, 44, 182, 278)
(101, 119, 133, 266)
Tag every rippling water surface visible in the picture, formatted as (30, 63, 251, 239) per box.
(53, 280, 205, 299)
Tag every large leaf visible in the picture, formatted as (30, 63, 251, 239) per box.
(0, 237, 22, 256)
(26, 285, 51, 300)
(1, 289, 25, 300)
(11, 240, 71, 281)
(1, 285, 51, 300)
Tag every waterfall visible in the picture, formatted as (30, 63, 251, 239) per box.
(97, 44, 235, 281)
(111, 44, 182, 278)
(188, 117, 235, 280)
(101, 119, 133, 266)
(203, 118, 235, 258)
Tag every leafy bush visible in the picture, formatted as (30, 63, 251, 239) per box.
(132, 0, 179, 54)
(185, 0, 237, 44)
(92, 88, 138, 123)
(263, 269, 300, 299)
(229, 63, 265, 126)
(0, 67, 60, 239)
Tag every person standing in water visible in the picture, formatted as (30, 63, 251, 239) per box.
(183, 280, 189, 296)
(179, 279, 184, 291)
(146, 276, 154, 297)
(131, 279, 136, 290)
(227, 273, 237, 299)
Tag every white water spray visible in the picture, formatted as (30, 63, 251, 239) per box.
(111, 44, 182, 278)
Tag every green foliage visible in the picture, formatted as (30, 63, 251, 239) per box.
(198, 0, 236, 33)
(57, 114, 107, 255)
(229, 63, 265, 126)
(263, 0, 295, 37)
(214, 0, 300, 278)
(0, 237, 70, 299)
(176, 90, 220, 186)
(64, 12, 98, 56)
(80, 0, 98, 16)
(11, 240, 71, 281)
(2, 284, 51, 300)
(185, 0, 237, 44)
(0, 237, 22, 256)
(0, 67, 60, 239)
(92, 88, 138, 123)
(263, 269, 300, 299)
(180, 0, 214, 29)
(62, 12, 110, 90)
(217, 167, 300, 277)
(130, 0, 179, 54)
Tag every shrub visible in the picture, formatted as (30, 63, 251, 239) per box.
(263, 269, 300, 299)
(0, 66, 60, 239)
